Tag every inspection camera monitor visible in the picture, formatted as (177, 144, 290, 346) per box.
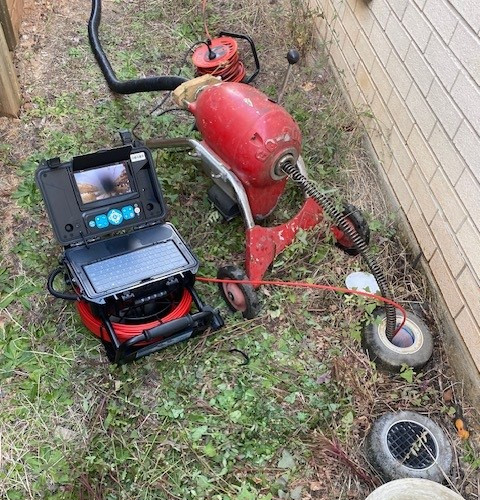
(36, 144, 199, 303)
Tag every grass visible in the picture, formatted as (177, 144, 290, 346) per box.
(0, 0, 479, 499)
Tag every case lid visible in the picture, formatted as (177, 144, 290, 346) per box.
(36, 145, 167, 246)
(64, 223, 199, 302)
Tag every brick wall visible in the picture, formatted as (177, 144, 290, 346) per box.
(310, 0, 480, 374)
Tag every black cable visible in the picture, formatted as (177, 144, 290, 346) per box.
(281, 162, 397, 340)
(131, 95, 172, 140)
(229, 348, 250, 366)
(88, 0, 187, 94)
(132, 107, 191, 141)
(47, 268, 79, 301)
(131, 41, 206, 140)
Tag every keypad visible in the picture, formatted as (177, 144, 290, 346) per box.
(89, 205, 138, 229)
(83, 240, 188, 293)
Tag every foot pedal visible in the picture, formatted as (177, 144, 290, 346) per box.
(207, 184, 240, 221)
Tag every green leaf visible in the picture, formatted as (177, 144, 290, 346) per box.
(341, 411, 354, 425)
(400, 364, 415, 383)
(191, 426, 208, 441)
(365, 303, 376, 314)
(237, 484, 258, 500)
(6, 490, 24, 500)
(229, 410, 242, 423)
(285, 392, 297, 404)
(203, 442, 217, 458)
(277, 449, 295, 469)
(171, 408, 184, 419)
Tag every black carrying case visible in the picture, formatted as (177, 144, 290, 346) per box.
(36, 133, 222, 364)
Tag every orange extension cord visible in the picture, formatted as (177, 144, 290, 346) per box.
(197, 277, 407, 335)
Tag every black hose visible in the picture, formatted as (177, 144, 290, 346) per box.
(47, 268, 79, 301)
(282, 162, 397, 340)
(88, 0, 187, 94)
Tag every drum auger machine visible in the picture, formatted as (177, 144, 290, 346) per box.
(38, 0, 437, 368)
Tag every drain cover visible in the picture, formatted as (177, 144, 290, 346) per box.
(387, 420, 437, 469)
(366, 411, 452, 482)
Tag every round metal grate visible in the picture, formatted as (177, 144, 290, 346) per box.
(386, 420, 438, 469)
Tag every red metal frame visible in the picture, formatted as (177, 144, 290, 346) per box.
(245, 198, 355, 286)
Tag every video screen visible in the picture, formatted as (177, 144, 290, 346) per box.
(74, 162, 132, 204)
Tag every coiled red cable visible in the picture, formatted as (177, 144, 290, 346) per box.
(77, 288, 193, 345)
(76, 277, 406, 345)
(191, 37, 246, 82)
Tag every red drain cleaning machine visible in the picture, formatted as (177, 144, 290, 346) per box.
(35, 0, 410, 364)
(146, 76, 370, 319)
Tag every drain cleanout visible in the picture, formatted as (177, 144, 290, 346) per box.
(362, 309, 434, 372)
(365, 411, 453, 483)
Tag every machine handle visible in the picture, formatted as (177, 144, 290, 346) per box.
(108, 298, 220, 363)
(277, 48, 301, 103)
(143, 315, 195, 341)
(137, 310, 210, 343)
(218, 31, 260, 83)
(286, 49, 300, 65)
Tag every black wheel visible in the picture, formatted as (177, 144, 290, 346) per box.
(335, 203, 370, 256)
(217, 266, 261, 319)
(362, 308, 433, 372)
(365, 411, 453, 483)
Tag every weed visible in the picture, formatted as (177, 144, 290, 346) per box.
(399, 364, 415, 384)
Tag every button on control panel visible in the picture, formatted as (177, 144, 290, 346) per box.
(85, 204, 142, 232)
(121, 205, 135, 220)
(107, 209, 123, 226)
(94, 214, 109, 229)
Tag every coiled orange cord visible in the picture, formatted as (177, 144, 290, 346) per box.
(76, 276, 407, 346)
(77, 288, 193, 345)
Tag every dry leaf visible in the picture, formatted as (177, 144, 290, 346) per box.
(302, 81, 316, 92)
(443, 388, 453, 402)
(310, 481, 323, 491)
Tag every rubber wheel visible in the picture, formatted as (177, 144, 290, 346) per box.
(217, 266, 261, 319)
(365, 411, 453, 483)
(362, 308, 433, 372)
(336, 203, 370, 256)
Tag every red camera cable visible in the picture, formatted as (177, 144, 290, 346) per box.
(76, 278, 406, 344)
(196, 277, 407, 334)
(76, 288, 193, 345)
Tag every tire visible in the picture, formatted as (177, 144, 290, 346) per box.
(362, 308, 433, 372)
(365, 411, 453, 483)
(217, 266, 261, 319)
(335, 203, 370, 256)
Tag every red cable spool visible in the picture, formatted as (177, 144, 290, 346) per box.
(77, 288, 193, 346)
(192, 36, 246, 82)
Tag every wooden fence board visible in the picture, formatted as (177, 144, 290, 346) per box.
(0, 22, 20, 117)
(6, 0, 23, 36)
(0, 0, 23, 50)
